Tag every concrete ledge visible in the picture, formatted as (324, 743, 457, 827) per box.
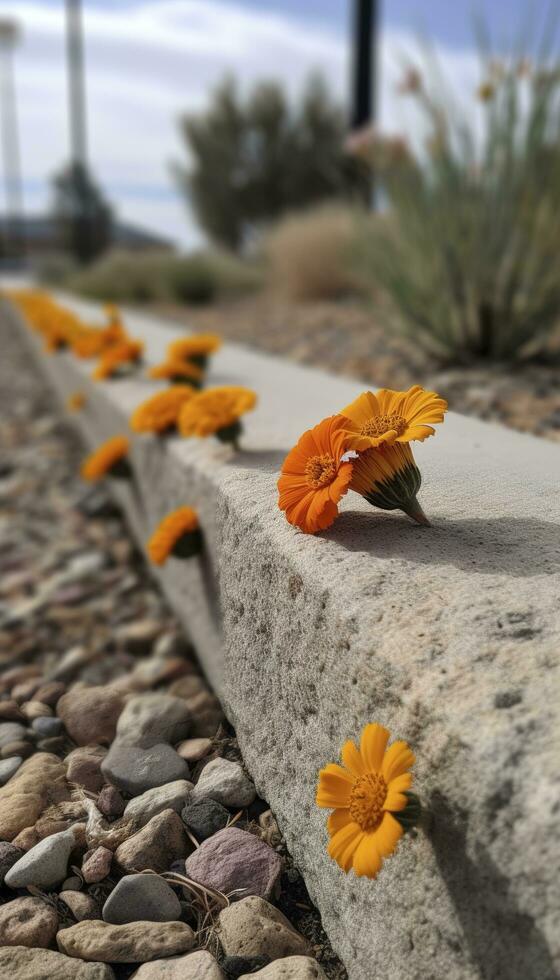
(3, 291, 559, 980)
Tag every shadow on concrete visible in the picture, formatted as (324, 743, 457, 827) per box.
(234, 448, 287, 475)
(329, 513, 559, 577)
(430, 792, 559, 980)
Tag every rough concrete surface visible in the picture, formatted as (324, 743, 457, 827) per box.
(3, 290, 559, 980)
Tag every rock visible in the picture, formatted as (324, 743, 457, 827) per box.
(101, 743, 189, 796)
(82, 846, 112, 884)
(190, 758, 256, 809)
(218, 898, 311, 960)
(47, 645, 93, 684)
(12, 826, 39, 850)
(1, 740, 33, 760)
(0, 752, 71, 840)
(0, 841, 24, 883)
(5, 826, 78, 889)
(0, 754, 22, 784)
(131, 950, 225, 979)
(0, 896, 59, 947)
(0, 700, 25, 722)
(0, 946, 116, 979)
(97, 785, 125, 818)
(239, 958, 327, 979)
(115, 693, 191, 748)
(153, 631, 191, 660)
(185, 827, 281, 901)
(57, 919, 195, 962)
(224, 956, 271, 977)
(169, 676, 223, 737)
(33, 681, 66, 707)
(57, 686, 124, 746)
(66, 745, 107, 793)
(176, 737, 212, 762)
(21, 700, 52, 721)
(124, 779, 193, 828)
(37, 735, 66, 755)
(181, 797, 230, 841)
(32, 716, 64, 737)
(102, 873, 182, 924)
(11, 679, 42, 703)
(116, 619, 162, 655)
(0, 722, 29, 747)
(59, 890, 100, 921)
(115, 809, 187, 873)
(61, 875, 82, 890)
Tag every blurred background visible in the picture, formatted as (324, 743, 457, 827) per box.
(1, 0, 559, 439)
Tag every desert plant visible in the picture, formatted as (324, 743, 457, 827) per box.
(266, 204, 371, 301)
(65, 248, 263, 307)
(173, 74, 367, 251)
(361, 46, 560, 362)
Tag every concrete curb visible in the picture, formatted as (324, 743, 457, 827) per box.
(3, 291, 559, 980)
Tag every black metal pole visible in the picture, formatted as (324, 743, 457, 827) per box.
(0, 22, 24, 261)
(350, 0, 378, 206)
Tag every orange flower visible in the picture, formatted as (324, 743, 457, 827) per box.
(316, 723, 416, 879)
(168, 333, 221, 365)
(81, 436, 130, 481)
(148, 358, 204, 386)
(277, 415, 354, 534)
(341, 386, 447, 451)
(130, 386, 196, 434)
(92, 340, 144, 380)
(147, 507, 201, 565)
(178, 386, 256, 443)
(66, 391, 86, 412)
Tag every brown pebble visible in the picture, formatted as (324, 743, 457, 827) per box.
(37, 736, 67, 755)
(1, 740, 34, 760)
(82, 845, 112, 883)
(176, 738, 212, 763)
(32, 681, 66, 707)
(12, 826, 40, 851)
(21, 700, 53, 720)
(0, 701, 25, 722)
(11, 679, 43, 703)
(97, 784, 125, 819)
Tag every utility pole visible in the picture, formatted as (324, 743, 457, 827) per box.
(64, 0, 91, 261)
(350, 0, 379, 206)
(0, 18, 24, 262)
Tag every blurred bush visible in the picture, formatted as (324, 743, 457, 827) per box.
(358, 56, 560, 362)
(174, 74, 368, 252)
(266, 204, 371, 301)
(64, 248, 263, 306)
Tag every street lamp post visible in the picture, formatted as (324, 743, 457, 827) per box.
(350, 0, 379, 207)
(0, 18, 24, 261)
(65, 0, 91, 261)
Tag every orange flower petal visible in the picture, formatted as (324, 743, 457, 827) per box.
(328, 822, 364, 872)
(327, 808, 352, 836)
(352, 834, 383, 878)
(374, 811, 404, 857)
(341, 740, 365, 778)
(359, 723, 390, 773)
(381, 741, 415, 783)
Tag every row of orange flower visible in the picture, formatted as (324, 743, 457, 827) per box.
(9, 288, 434, 880)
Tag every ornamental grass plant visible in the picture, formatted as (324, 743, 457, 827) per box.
(360, 35, 560, 363)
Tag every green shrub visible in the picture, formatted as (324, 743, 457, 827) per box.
(361, 53, 560, 362)
(66, 248, 263, 307)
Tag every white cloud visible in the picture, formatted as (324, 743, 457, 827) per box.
(0, 0, 479, 248)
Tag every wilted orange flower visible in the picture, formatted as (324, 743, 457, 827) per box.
(148, 358, 204, 386)
(147, 506, 201, 565)
(81, 436, 129, 481)
(71, 318, 127, 359)
(277, 415, 354, 534)
(350, 442, 429, 525)
(130, 385, 196, 433)
(178, 386, 256, 443)
(66, 391, 86, 412)
(316, 723, 415, 878)
(341, 386, 447, 451)
(167, 333, 222, 365)
(93, 340, 144, 380)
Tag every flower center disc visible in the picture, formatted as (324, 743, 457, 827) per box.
(305, 453, 336, 488)
(361, 413, 407, 438)
(349, 772, 387, 830)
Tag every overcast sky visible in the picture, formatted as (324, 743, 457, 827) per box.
(0, 1, 552, 248)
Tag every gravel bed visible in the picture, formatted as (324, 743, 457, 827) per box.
(0, 318, 346, 979)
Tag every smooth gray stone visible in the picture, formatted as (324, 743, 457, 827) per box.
(101, 742, 190, 796)
(102, 873, 182, 924)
